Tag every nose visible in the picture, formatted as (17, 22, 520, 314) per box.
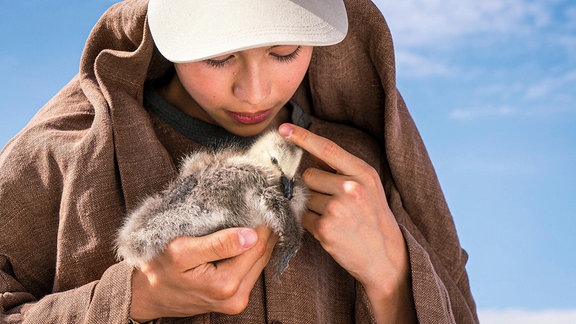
(233, 63, 271, 105)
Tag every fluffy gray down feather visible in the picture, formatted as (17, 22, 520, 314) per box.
(116, 130, 308, 276)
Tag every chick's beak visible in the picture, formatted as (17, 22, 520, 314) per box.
(280, 174, 294, 200)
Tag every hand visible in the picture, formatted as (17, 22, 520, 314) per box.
(279, 123, 416, 323)
(129, 226, 277, 322)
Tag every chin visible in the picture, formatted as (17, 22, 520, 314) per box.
(227, 123, 275, 138)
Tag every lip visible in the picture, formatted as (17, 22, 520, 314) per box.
(228, 109, 273, 125)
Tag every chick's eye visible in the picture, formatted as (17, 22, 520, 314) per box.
(271, 157, 278, 165)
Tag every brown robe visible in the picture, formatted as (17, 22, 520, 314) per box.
(0, 0, 478, 322)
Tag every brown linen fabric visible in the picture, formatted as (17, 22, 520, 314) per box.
(0, 0, 478, 323)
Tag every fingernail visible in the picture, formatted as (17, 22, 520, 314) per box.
(239, 229, 257, 248)
(278, 124, 293, 138)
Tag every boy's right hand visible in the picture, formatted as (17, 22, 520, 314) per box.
(129, 226, 276, 322)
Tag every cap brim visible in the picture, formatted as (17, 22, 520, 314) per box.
(148, 0, 348, 63)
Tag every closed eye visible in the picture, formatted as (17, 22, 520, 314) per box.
(203, 46, 302, 68)
(204, 55, 234, 68)
(270, 46, 301, 63)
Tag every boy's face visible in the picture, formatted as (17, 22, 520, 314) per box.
(173, 45, 313, 137)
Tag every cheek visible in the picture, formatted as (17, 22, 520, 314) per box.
(277, 61, 311, 92)
(176, 66, 226, 103)
(286, 50, 313, 87)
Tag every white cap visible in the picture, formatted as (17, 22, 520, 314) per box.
(147, 0, 348, 63)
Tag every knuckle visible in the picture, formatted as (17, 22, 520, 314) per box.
(314, 217, 333, 242)
(324, 199, 342, 216)
(205, 231, 237, 261)
(210, 236, 230, 260)
(341, 180, 360, 193)
(320, 139, 340, 157)
(164, 237, 190, 267)
(365, 165, 381, 182)
(164, 237, 184, 256)
(221, 294, 250, 314)
(210, 277, 241, 300)
(254, 241, 267, 259)
(301, 167, 317, 182)
(341, 180, 365, 201)
(296, 128, 311, 143)
(359, 163, 380, 184)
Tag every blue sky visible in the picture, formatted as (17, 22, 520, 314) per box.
(1, 1, 575, 323)
(375, 0, 576, 322)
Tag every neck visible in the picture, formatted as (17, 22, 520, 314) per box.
(156, 74, 213, 123)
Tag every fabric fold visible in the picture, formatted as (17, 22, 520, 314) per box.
(0, 0, 478, 322)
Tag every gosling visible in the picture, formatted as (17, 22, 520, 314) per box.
(116, 130, 308, 276)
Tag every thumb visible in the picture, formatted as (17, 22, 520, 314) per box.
(195, 228, 258, 263)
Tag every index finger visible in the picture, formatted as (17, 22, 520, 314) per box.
(278, 123, 366, 176)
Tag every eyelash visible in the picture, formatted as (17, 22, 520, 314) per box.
(272, 46, 302, 63)
(205, 56, 233, 68)
(204, 46, 302, 68)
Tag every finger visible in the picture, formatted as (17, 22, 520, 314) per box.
(302, 167, 354, 195)
(205, 227, 276, 298)
(167, 227, 258, 268)
(278, 123, 368, 176)
(300, 210, 322, 241)
(306, 191, 331, 215)
(308, 153, 336, 173)
(205, 227, 278, 314)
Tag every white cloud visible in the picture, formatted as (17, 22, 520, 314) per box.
(565, 6, 576, 29)
(523, 71, 576, 101)
(479, 309, 576, 324)
(373, 0, 576, 120)
(448, 69, 576, 121)
(374, 0, 552, 48)
(449, 106, 519, 121)
(449, 102, 576, 121)
(450, 155, 538, 177)
(373, 0, 568, 78)
(555, 34, 576, 52)
(394, 50, 454, 78)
